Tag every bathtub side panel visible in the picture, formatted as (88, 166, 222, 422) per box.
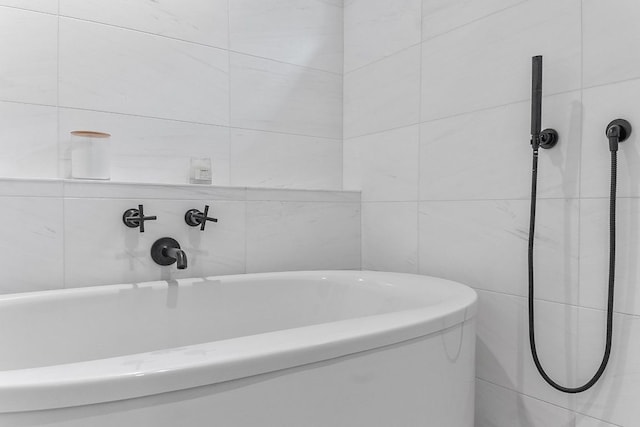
(0, 319, 475, 427)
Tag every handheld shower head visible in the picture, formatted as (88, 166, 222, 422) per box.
(531, 55, 542, 138)
(530, 55, 558, 150)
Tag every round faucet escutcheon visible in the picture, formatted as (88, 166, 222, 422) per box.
(151, 237, 188, 270)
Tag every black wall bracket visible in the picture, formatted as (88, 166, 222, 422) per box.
(606, 119, 632, 152)
(538, 129, 558, 149)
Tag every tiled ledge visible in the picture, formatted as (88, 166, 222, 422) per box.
(0, 178, 361, 202)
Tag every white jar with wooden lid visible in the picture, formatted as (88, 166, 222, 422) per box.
(70, 131, 111, 180)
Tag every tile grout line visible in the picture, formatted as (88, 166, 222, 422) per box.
(17, 71, 640, 136)
(575, 0, 585, 386)
(420, 0, 528, 45)
(345, 87, 582, 141)
(227, 0, 233, 187)
(56, 3, 61, 180)
(15, 70, 640, 146)
(0, 4, 56, 16)
(477, 376, 624, 426)
(475, 377, 578, 421)
(343, 0, 526, 76)
(338, 2, 345, 203)
(572, 410, 624, 427)
(228, 0, 248, 274)
(416, 0, 424, 276)
(344, 41, 422, 76)
(56, 14, 342, 76)
(57, 1, 67, 290)
(475, 286, 640, 319)
(1, 99, 343, 142)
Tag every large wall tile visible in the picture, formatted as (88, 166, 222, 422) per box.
(0, 101, 58, 178)
(422, 0, 524, 41)
(230, 53, 342, 139)
(581, 80, 640, 198)
(229, 0, 342, 73)
(576, 310, 640, 427)
(421, 0, 581, 121)
(475, 290, 578, 409)
(475, 379, 575, 427)
(344, 46, 420, 138)
(230, 129, 341, 190)
(361, 202, 418, 274)
(579, 198, 640, 317)
(583, 0, 640, 88)
(246, 201, 360, 273)
(419, 199, 579, 305)
(0, 1, 57, 13)
(0, 7, 57, 105)
(64, 198, 246, 288)
(58, 108, 230, 184)
(420, 91, 582, 201)
(344, 125, 419, 201)
(60, 0, 229, 48)
(0, 197, 63, 294)
(59, 18, 229, 125)
(343, 0, 421, 72)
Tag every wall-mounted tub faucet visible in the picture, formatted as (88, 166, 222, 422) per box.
(185, 205, 218, 231)
(123, 205, 157, 232)
(151, 237, 187, 270)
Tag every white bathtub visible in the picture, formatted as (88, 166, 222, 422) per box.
(0, 271, 477, 427)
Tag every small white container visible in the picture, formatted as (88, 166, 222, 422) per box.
(70, 131, 111, 180)
(189, 157, 212, 184)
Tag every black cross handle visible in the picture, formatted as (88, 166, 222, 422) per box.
(185, 205, 218, 231)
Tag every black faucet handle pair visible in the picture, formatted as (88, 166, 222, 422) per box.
(122, 204, 157, 233)
(123, 204, 218, 232)
(185, 205, 218, 231)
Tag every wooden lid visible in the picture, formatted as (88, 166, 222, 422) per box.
(70, 131, 111, 138)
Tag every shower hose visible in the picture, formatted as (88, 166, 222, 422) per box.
(528, 145, 616, 393)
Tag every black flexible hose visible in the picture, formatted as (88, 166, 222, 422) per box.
(528, 147, 616, 393)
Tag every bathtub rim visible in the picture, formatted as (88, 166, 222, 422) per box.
(0, 270, 477, 413)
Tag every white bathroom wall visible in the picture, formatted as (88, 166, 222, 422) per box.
(0, 178, 360, 294)
(344, 0, 640, 426)
(0, 0, 343, 190)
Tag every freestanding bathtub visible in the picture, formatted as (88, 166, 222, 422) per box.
(0, 271, 477, 427)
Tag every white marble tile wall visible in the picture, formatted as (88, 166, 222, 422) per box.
(245, 200, 361, 273)
(229, 53, 342, 140)
(0, 101, 58, 178)
(58, 18, 230, 126)
(0, 195, 64, 294)
(229, 0, 343, 74)
(59, 0, 229, 48)
(0, 178, 360, 293)
(343, 0, 421, 73)
(230, 129, 342, 190)
(0, 1, 343, 190)
(344, 1, 640, 426)
(343, 45, 421, 139)
(0, 7, 57, 106)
